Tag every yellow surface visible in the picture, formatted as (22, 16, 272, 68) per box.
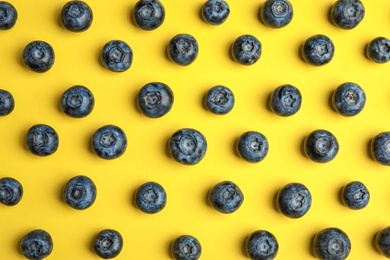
(1, 0, 390, 259)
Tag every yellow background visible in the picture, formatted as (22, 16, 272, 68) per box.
(1, 0, 390, 259)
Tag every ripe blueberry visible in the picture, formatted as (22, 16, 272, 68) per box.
(26, 124, 59, 156)
(137, 82, 174, 118)
(0, 177, 23, 206)
(204, 85, 234, 115)
(93, 229, 123, 259)
(63, 175, 97, 210)
(101, 40, 133, 72)
(231, 34, 261, 65)
(208, 180, 244, 214)
(0, 89, 14, 116)
(245, 230, 278, 260)
(236, 131, 269, 163)
(301, 34, 334, 66)
(366, 37, 390, 64)
(169, 128, 207, 165)
(61, 85, 94, 118)
(201, 0, 230, 25)
(61, 1, 93, 32)
(167, 34, 199, 66)
(330, 0, 364, 29)
(371, 132, 390, 166)
(270, 84, 302, 116)
(91, 125, 127, 160)
(0, 1, 17, 30)
(341, 181, 369, 210)
(304, 129, 339, 163)
(133, 0, 165, 30)
(332, 82, 365, 117)
(376, 226, 390, 258)
(276, 182, 311, 218)
(260, 0, 293, 29)
(171, 235, 201, 260)
(23, 41, 55, 73)
(135, 181, 167, 214)
(20, 229, 53, 260)
(313, 227, 351, 260)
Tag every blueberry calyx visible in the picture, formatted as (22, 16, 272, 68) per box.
(236, 131, 269, 163)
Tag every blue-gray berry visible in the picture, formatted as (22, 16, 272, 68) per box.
(61, 85, 94, 118)
(167, 34, 199, 66)
(0, 177, 23, 206)
(0, 89, 14, 116)
(371, 132, 390, 166)
(332, 82, 365, 117)
(93, 229, 123, 259)
(137, 82, 174, 118)
(366, 37, 390, 64)
(171, 235, 201, 260)
(245, 230, 278, 260)
(236, 131, 269, 163)
(91, 125, 127, 160)
(20, 229, 53, 260)
(313, 228, 351, 260)
(208, 180, 244, 214)
(0, 1, 17, 30)
(63, 175, 97, 210)
(304, 129, 339, 163)
(26, 124, 59, 156)
(23, 41, 55, 73)
(204, 85, 234, 115)
(341, 181, 369, 210)
(231, 34, 261, 65)
(330, 0, 364, 29)
(201, 0, 230, 25)
(276, 183, 311, 218)
(135, 181, 167, 214)
(61, 1, 93, 32)
(301, 35, 334, 66)
(260, 0, 293, 28)
(270, 84, 301, 116)
(133, 0, 165, 30)
(101, 40, 133, 72)
(376, 226, 390, 258)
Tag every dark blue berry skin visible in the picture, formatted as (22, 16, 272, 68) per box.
(171, 235, 201, 260)
(133, 0, 165, 30)
(376, 227, 390, 258)
(366, 37, 390, 64)
(276, 183, 311, 218)
(304, 129, 339, 163)
(167, 34, 199, 66)
(91, 125, 127, 160)
(26, 124, 59, 156)
(101, 40, 133, 72)
(208, 181, 244, 214)
(61, 85, 94, 118)
(135, 181, 167, 214)
(236, 131, 268, 163)
(231, 35, 261, 65)
(201, 0, 230, 25)
(0, 89, 14, 116)
(341, 181, 369, 210)
(313, 228, 351, 260)
(371, 132, 390, 166)
(330, 0, 364, 30)
(332, 82, 365, 117)
(23, 41, 55, 73)
(302, 35, 334, 66)
(260, 0, 293, 29)
(0, 1, 17, 30)
(204, 85, 234, 115)
(245, 230, 278, 260)
(63, 175, 96, 210)
(270, 84, 301, 116)
(93, 229, 123, 259)
(137, 82, 174, 118)
(20, 229, 53, 260)
(61, 1, 93, 32)
(169, 128, 207, 165)
(0, 177, 23, 206)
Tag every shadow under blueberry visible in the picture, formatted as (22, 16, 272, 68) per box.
(309, 233, 317, 257)
(129, 6, 138, 28)
(130, 186, 139, 209)
(204, 186, 212, 208)
(232, 137, 240, 158)
(372, 231, 380, 254)
(367, 138, 374, 161)
(328, 90, 337, 113)
(326, 4, 335, 26)
(272, 189, 280, 213)
(337, 186, 345, 206)
(300, 135, 307, 158)
(241, 234, 249, 257)
(265, 92, 273, 113)
(297, 42, 306, 63)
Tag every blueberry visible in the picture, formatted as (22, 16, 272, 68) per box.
(20, 229, 53, 260)
(371, 132, 390, 166)
(137, 82, 174, 118)
(231, 34, 261, 65)
(245, 230, 278, 260)
(0, 177, 23, 206)
(61, 1, 93, 32)
(23, 41, 55, 73)
(236, 131, 269, 163)
(366, 37, 390, 64)
(101, 40, 133, 72)
(332, 82, 365, 117)
(135, 181, 167, 214)
(63, 175, 96, 210)
(167, 34, 199, 66)
(171, 235, 201, 260)
(330, 0, 364, 29)
(301, 34, 334, 66)
(168, 128, 207, 165)
(133, 0, 165, 30)
(208, 180, 244, 214)
(201, 0, 230, 25)
(304, 129, 339, 163)
(0, 1, 17, 30)
(276, 182, 311, 218)
(60, 85, 94, 118)
(341, 181, 369, 210)
(91, 125, 127, 160)
(93, 229, 123, 259)
(376, 226, 390, 258)
(204, 85, 234, 115)
(270, 84, 302, 116)
(0, 89, 14, 116)
(313, 228, 351, 260)
(260, 0, 293, 29)
(26, 124, 59, 156)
